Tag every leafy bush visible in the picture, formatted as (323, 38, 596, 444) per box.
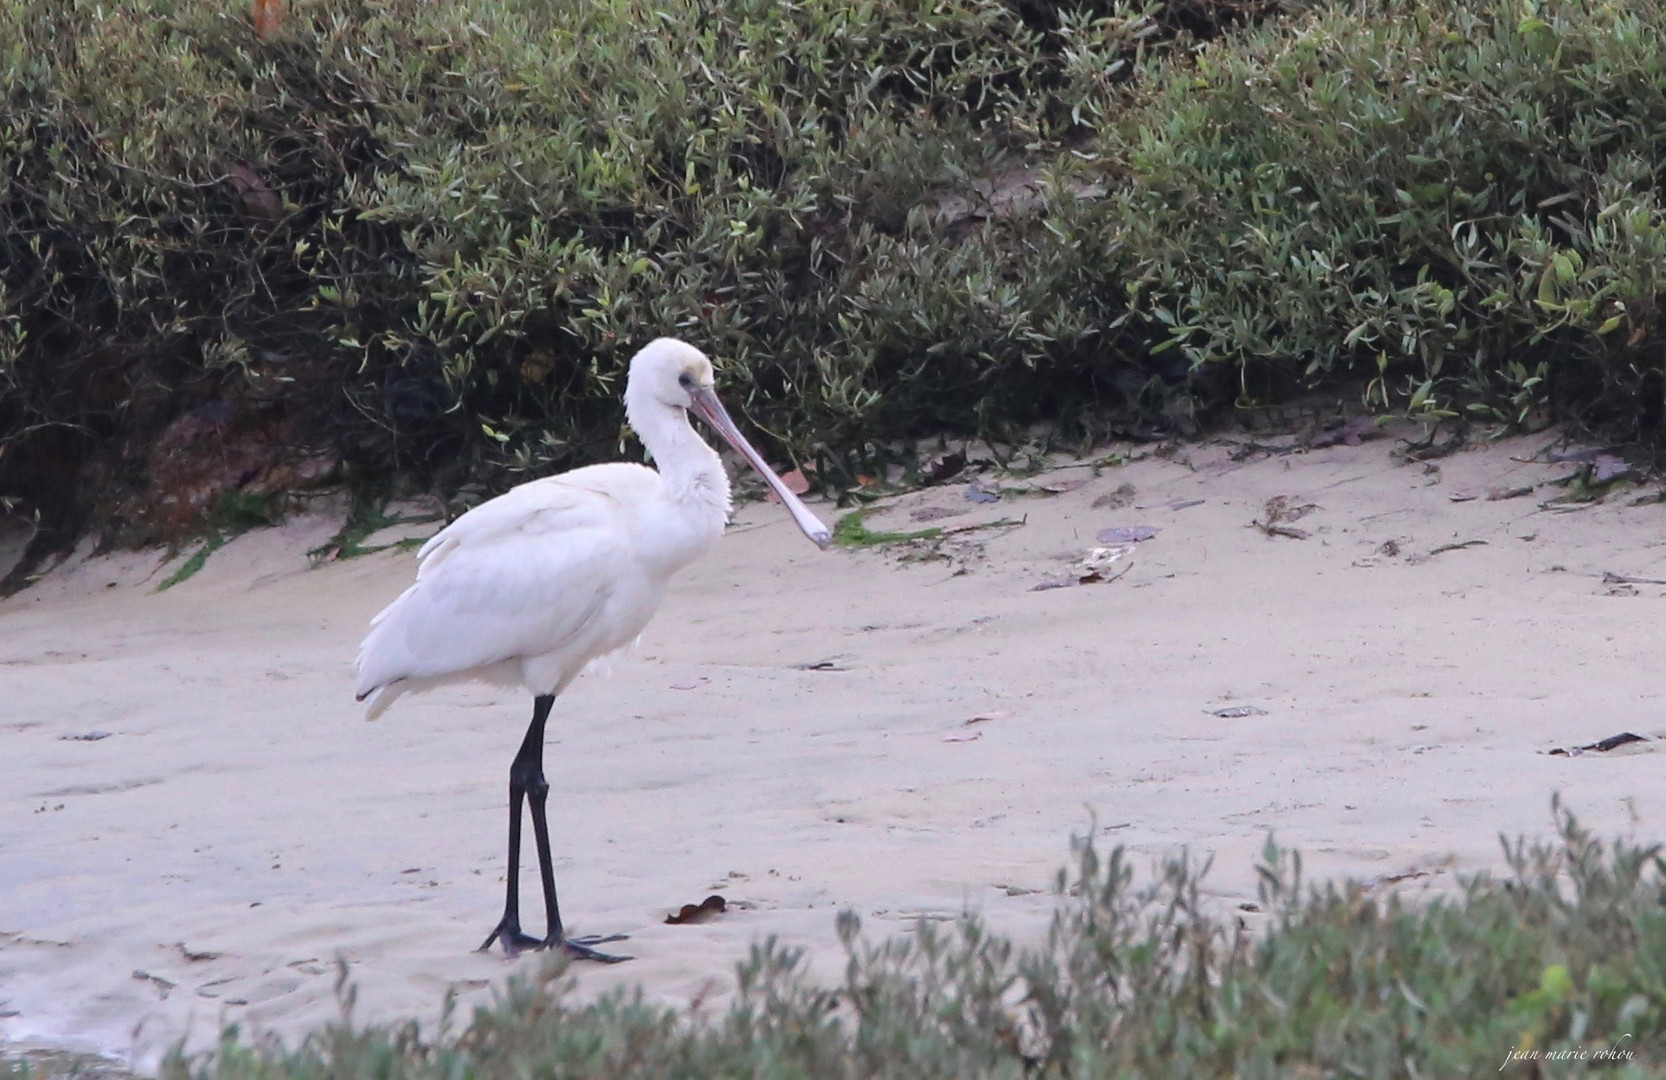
(1108, 0, 1666, 432)
(8, 0, 1666, 585)
(151, 808, 1663, 1080)
(2, 0, 1268, 584)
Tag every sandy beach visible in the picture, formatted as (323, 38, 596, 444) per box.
(3, 428, 1664, 1070)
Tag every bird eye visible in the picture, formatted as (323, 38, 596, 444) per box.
(677, 372, 694, 388)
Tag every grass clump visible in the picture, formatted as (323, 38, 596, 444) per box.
(832, 509, 943, 548)
(154, 533, 225, 592)
(153, 488, 284, 590)
(306, 496, 438, 564)
(152, 805, 1663, 1079)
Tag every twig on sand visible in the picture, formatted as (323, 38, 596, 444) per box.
(1602, 571, 1666, 586)
(1407, 539, 1487, 564)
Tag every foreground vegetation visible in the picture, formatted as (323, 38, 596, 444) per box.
(123, 808, 1666, 1079)
(4, 0, 1666, 582)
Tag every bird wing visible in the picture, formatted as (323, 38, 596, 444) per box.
(354, 466, 658, 701)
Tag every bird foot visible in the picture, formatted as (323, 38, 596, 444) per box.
(560, 933, 633, 964)
(478, 920, 632, 962)
(477, 919, 544, 955)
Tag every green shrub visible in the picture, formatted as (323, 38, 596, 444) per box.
(1107, 0, 1666, 432)
(152, 808, 1663, 1080)
(2, 0, 1245, 579)
(9, 0, 1666, 581)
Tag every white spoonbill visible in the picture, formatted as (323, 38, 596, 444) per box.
(354, 337, 832, 961)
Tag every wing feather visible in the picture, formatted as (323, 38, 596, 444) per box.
(355, 465, 659, 704)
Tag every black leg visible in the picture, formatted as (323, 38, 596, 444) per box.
(526, 750, 561, 938)
(525, 738, 631, 962)
(478, 695, 631, 962)
(477, 695, 551, 954)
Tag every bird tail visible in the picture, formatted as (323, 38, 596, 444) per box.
(357, 682, 402, 721)
(355, 583, 418, 718)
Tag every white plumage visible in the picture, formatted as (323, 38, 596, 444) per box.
(355, 464, 686, 719)
(353, 337, 830, 960)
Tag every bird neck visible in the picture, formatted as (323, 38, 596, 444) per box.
(628, 398, 732, 512)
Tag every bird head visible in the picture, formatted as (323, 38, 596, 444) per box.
(626, 338, 832, 550)
(627, 337, 717, 411)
